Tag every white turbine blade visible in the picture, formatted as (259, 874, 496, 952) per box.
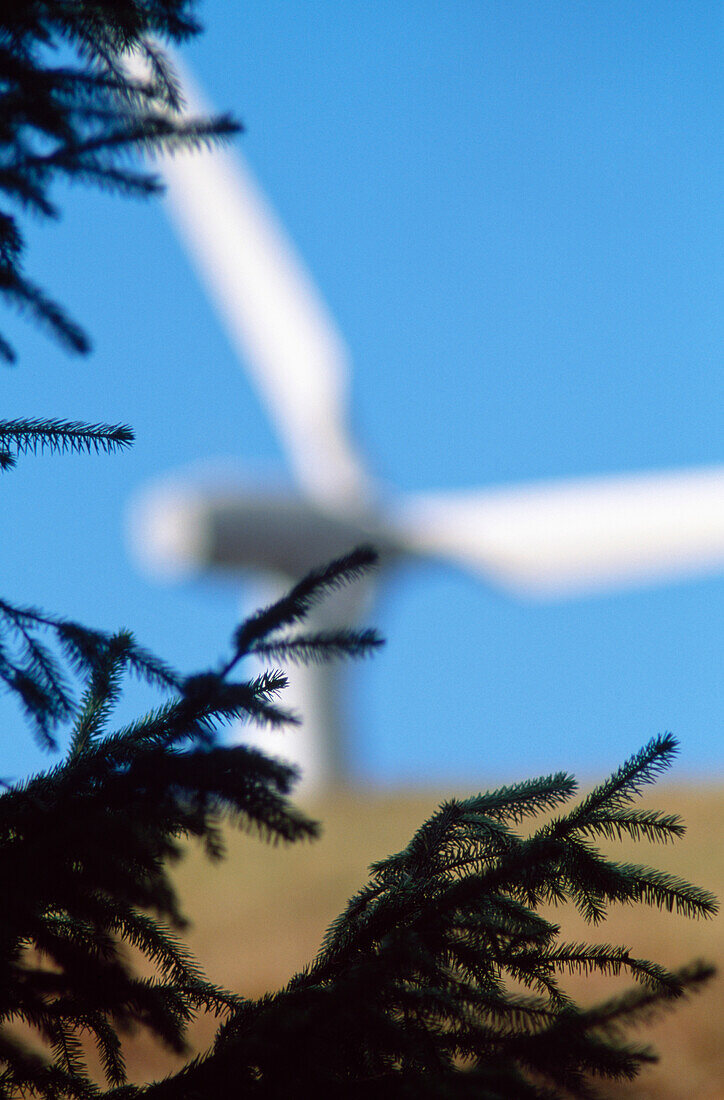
(396, 466, 724, 596)
(131, 53, 370, 507)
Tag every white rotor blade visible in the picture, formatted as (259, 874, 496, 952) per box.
(132, 53, 371, 507)
(396, 466, 724, 596)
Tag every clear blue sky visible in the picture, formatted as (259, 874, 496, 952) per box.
(2, 1, 722, 788)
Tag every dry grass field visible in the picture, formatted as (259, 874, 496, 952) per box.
(111, 783, 722, 1097)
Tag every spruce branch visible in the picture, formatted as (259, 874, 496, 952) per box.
(67, 633, 131, 759)
(0, 275, 91, 356)
(215, 734, 716, 1098)
(1, 548, 385, 1093)
(0, 603, 181, 748)
(0, 418, 134, 461)
(232, 546, 379, 663)
(0, 3, 242, 360)
(572, 806, 686, 845)
(250, 626, 384, 666)
(563, 733, 679, 827)
(580, 959, 716, 1034)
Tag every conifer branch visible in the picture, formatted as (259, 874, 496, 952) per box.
(565, 733, 679, 825)
(250, 626, 384, 666)
(0, 545, 384, 1093)
(67, 634, 130, 759)
(573, 806, 686, 845)
(0, 3, 241, 361)
(0, 418, 134, 461)
(0, 277, 91, 356)
(221, 734, 716, 1097)
(580, 959, 716, 1033)
(232, 546, 379, 662)
(0, 603, 181, 748)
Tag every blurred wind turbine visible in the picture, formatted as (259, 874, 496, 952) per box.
(127, 54, 724, 794)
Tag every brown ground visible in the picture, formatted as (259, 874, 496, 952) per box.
(105, 784, 723, 1097)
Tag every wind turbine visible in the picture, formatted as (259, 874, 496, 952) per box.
(127, 55, 724, 794)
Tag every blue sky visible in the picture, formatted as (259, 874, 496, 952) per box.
(2, 1, 722, 788)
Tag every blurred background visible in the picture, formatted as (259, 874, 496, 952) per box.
(2, 0, 721, 789)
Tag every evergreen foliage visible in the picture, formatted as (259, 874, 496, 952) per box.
(0, 0, 237, 458)
(0, 3, 717, 1098)
(0, 549, 382, 1100)
(132, 736, 716, 1099)
(0, 642, 717, 1099)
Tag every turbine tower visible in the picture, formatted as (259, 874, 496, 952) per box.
(127, 54, 724, 794)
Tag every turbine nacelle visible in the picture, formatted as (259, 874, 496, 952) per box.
(130, 481, 403, 583)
